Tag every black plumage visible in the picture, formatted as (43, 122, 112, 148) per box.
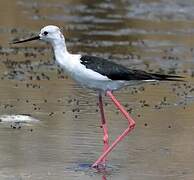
(80, 55, 183, 81)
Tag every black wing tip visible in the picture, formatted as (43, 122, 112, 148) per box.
(153, 73, 185, 82)
(162, 78, 185, 82)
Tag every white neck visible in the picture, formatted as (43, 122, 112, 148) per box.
(51, 38, 74, 71)
(51, 38, 68, 53)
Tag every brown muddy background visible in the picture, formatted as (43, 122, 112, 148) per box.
(0, 0, 194, 179)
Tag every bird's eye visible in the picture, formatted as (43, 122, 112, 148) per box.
(43, 31, 48, 36)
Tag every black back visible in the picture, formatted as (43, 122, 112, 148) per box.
(80, 55, 182, 81)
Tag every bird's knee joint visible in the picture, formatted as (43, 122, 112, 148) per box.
(129, 122, 136, 129)
(103, 135, 109, 143)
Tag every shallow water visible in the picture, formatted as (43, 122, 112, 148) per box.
(1, 0, 194, 179)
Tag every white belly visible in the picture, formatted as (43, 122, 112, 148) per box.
(73, 74, 125, 91)
(57, 59, 126, 91)
(70, 65, 125, 91)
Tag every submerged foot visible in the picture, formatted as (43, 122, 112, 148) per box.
(91, 163, 107, 172)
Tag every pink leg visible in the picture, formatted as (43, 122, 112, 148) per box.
(102, 175, 107, 180)
(92, 91, 136, 168)
(98, 93, 109, 164)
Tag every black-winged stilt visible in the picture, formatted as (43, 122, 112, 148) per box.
(12, 25, 183, 168)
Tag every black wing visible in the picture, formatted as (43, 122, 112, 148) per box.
(80, 55, 183, 81)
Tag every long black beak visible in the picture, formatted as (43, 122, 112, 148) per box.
(12, 35, 40, 44)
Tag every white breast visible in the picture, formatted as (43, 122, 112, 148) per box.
(55, 51, 117, 90)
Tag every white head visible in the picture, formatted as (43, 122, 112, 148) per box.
(12, 25, 65, 46)
(39, 25, 65, 44)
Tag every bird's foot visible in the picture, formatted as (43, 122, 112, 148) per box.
(92, 163, 106, 171)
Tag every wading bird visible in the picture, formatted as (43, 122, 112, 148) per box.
(12, 25, 183, 168)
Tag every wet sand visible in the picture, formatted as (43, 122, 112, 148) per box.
(0, 0, 194, 179)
